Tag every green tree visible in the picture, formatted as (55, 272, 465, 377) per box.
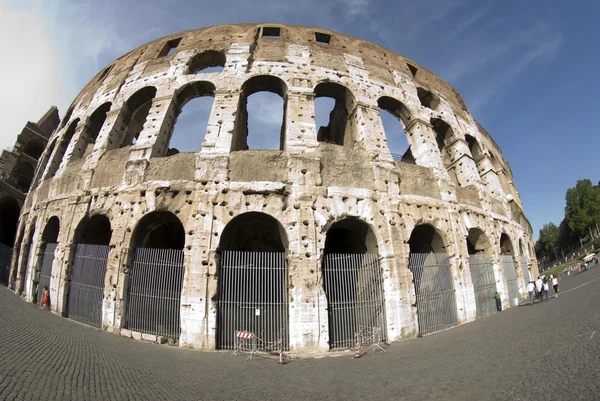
(565, 179, 600, 238)
(535, 222, 560, 260)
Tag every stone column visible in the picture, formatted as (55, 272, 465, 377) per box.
(353, 104, 395, 164)
(83, 109, 126, 171)
(444, 136, 481, 187)
(287, 196, 329, 352)
(284, 92, 319, 154)
(405, 119, 456, 202)
(179, 210, 214, 349)
(200, 90, 241, 156)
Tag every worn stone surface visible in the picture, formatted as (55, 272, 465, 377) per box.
(8, 23, 538, 352)
(1, 270, 599, 401)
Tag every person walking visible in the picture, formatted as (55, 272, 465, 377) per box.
(42, 286, 50, 310)
(551, 274, 559, 297)
(527, 281, 535, 305)
(535, 276, 544, 303)
(494, 291, 502, 312)
(543, 277, 550, 300)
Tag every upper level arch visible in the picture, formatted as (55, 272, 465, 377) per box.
(314, 81, 356, 146)
(118, 86, 158, 148)
(187, 50, 226, 74)
(160, 81, 216, 156)
(377, 96, 414, 162)
(232, 75, 287, 151)
(22, 140, 45, 160)
(47, 119, 80, 179)
(72, 102, 112, 160)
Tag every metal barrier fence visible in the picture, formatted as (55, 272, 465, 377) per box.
(37, 243, 57, 305)
(409, 253, 458, 335)
(501, 255, 520, 306)
(217, 251, 288, 350)
(0, 243, 12, 284)
(469, 254, 497, 319)
(125, 247, 184, 339)
(66, 244, 110, 327)
(322, 253, 386, 349)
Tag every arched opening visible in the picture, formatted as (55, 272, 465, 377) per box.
(431, 118, 458, 184)
(8, 225, 25, 288)
(165, 81, 216, 155)
(187, 50, 226, 74)
(466, 228, 497, 318)
(36, 217, 60, 305)
(490, 153, 511, 195)
(408, 223, 457, 334)
(377, 96, 414, 163)
(59, 106, 74, 130)
(314, 82, 355, 146)
(232, 76, 286, 151)
(465, 135, 482, 160)
(0, 196, 20, 247)
(125, 211, 185, 339)
(0, 196, 18, 284)
(47, 119, 80, 178)
(22, 140, 45, 160)
(72, 103, 111, 161)
(216, 212, 288, 350)
(500, 233, 520, 306)
(417, 87, 439, 110)
(9, 162, 35, 192)
(322, 218, 385, 349)
(17, 220, 36, 295)
(119, 87, 157, 148)
(34, 139, 56, 187)
(66, 215, 112, 327)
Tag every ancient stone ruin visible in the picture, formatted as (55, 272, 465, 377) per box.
(7, 23, 537, 352)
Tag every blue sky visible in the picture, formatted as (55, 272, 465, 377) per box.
(1, 0, 598, 240)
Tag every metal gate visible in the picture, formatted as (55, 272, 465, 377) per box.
(217, 251, 288, 350)
(37, 243, 57, 305)
(469, 254, 497, 319)
(322, 253, 386, 349)
(66, 244, 109, 327)
(409, 253, 458, 335)
(501, 255, 520, 306)
(0, 243, 12, 284)
(125, 248, 184, 339)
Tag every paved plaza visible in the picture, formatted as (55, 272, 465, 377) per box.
(1, 269, 600, 401)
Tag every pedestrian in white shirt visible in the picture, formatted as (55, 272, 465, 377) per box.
(527, 281, 535, 305)
(535, 277, 544, 303)
(551, 274, 559, 297)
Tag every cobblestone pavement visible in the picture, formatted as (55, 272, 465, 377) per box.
(1, 269, 600, 401)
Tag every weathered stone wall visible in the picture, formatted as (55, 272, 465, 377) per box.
(9, 23, 537, 352)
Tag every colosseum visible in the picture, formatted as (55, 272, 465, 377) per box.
(7, 23, 537, 353)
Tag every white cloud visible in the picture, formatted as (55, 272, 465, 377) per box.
(0, 1, 67, 151)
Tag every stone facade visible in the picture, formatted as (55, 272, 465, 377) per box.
(8, 23, 537, 352)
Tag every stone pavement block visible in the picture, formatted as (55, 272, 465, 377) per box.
(0, 269, 599, 400)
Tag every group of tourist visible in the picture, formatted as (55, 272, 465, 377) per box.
(526, 275, 559, 304)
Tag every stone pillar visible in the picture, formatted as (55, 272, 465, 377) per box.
(284, 92, 318, 154)
(354, 104, 395, 164)
(200, 90, 241, 156)
(179, 211, 214, 349)
(83, 109, 126, 170)
(405, 119, 456, 202)
(444, 136, 481, 187)
(287, 196, 329, 352)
